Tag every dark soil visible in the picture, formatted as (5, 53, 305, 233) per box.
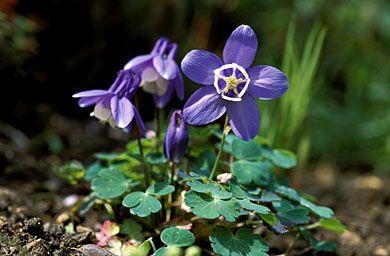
(0, 186, 92, 255)
(301, 165, 390, 256)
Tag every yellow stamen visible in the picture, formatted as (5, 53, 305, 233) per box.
(223, 76, 243, 95)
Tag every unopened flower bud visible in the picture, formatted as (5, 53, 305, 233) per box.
(163, 110, 188, 163)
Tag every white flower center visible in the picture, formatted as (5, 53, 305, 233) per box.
(213, 63, 250, 102)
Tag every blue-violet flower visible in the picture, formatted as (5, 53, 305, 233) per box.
(163, 110, 188, 163)
(72, 69, 145, 133)
(181, 25, 288, 140)
(124, 38, 184, 108)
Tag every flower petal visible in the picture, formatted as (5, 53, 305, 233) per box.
(183, 86, 226, 125)
(181, 50, 223, 85)
(227, 95, 260, 141)
(72, 90, 110, 98)
(141, 67, 159, 82)
(110, 96, 134, 128)
(153, 85, 173, 109)
(152, 37, 168, 54)
(73, 90, 112, 107)
(223, 25, 258, 69)
(173, 68, 184, 100)
(124, 54, 153, 73)
(77, 97, 101, 107)
(93, 103, 111, 121)
(153, 55, 177, 80)
(247, 65, 288, 99)
(132, 105, 146, 136)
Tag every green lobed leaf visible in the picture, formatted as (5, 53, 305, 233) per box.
(299, 228, 338, 252)
(273, 200, 310, 225)
(275, 185, 333, 219)
(193, 150, 216, 171)
(122, 191, 162, 217)
(210, 226, 269, 256)
(160, 227, 195, 247)
(54, 160, 85, 185)
(76, 192, 98, 216)
(122, 238, 152, 256)
(85, 162, 103, 181)
(153, 247, 183, 256)
(184, 191, 240, 222)
(187, 180, 232, 199)
(319, 218, 347, 234)
(259, 213, 278, 226)
(120, 219, 144, 242)
(260, 190, 281, 202)
(91, 168, 128, 199)
(270, 149, 297, 169)
(232, 160, 273, 186)
(146, 152, 167, 165)
(231, 139, 263, 161)
(146, 182, 175, 196)
(238, 199, 270, 214)
(94, 152, 131, 162)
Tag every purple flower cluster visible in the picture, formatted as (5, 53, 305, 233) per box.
(73, 38, 184, 134)
(73, 69, 144, 132)
(73, 24, 288, 148)
(124, 38, 184, 108)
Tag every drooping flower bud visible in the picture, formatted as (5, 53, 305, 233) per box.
(163, 110, 188, 163)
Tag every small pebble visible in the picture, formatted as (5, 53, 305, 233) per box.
(78, 244, 115, 256)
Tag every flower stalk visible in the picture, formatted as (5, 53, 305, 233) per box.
(210, 116, 230, 180)
(135, 95, 150, 187)
(165, 161, 175, 222)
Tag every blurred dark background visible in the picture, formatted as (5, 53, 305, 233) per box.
(1, 0, 389, 174)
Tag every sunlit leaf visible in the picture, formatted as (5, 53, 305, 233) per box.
(85, 162, 103, 181)
(238, 199, 270, 214)
(184, 191, 240, 222)
(231, 139, 263, 161)
(160, 227, 195, 247)
(146, 182, 175, 196)
(153, 247, 183, 256)
(91, 168, 128, 199)
(122, 191, 161, 217)
(275, 185, 333, 219)
(319, 218, 347, 234)
(273, 200, 310, 225)
(232, 160, 273, 186)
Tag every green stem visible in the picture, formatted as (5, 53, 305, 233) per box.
(303, 221, 320, 229)
(165, 161, 175, 222)
(135, 95, 149, 187)
(209, 116, 230, 180)
(136, 128, 150, 187)
(156, 107, 161, 139)
(286, 233, 300, 256)
(103, 202, 115, 220)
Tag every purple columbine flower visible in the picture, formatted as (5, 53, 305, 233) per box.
(72, 69, 145, 134)
(124, 38, 184, 108)
(181, 25, 288, 141)
(163, 110, 189, 163)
